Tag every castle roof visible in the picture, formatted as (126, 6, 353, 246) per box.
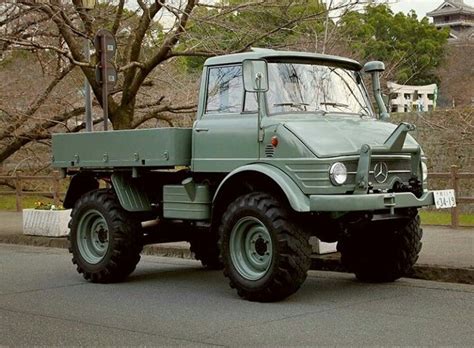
(427, 1, 474, 17)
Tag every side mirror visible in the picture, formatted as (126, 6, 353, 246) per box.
(242, 59, 269, 92)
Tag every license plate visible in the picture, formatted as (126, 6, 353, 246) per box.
(433, 190, 456, 209)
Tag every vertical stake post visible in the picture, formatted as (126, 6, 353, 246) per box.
(52, 171, 60, 207)
(15, 172, 22, 212)
(450, 165, 459, 229)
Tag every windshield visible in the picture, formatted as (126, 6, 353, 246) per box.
(266, 62, 373, 117)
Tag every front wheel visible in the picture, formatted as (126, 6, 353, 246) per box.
(338, 212, 423, 282)
(219, 192, 311, 302)
(69, 189, 142, 283)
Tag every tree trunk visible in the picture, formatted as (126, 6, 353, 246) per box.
(110, 101, 135, 130)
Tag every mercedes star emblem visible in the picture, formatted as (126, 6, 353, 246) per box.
(373, 162, 389, 183)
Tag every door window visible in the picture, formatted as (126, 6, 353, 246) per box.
(206, 65, 243, 114)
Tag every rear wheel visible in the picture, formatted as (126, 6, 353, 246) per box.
(69, 189, 142, 283)
(219, 192, 311, 302)
(338, 213, 422, 282)
(189, 228, 222, 270)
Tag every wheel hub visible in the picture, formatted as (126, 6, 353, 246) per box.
(254, 237, 268, 256)
(96, 227, 108, 244)
(230, 217, 273, 281)
(77, 210, 110, 264)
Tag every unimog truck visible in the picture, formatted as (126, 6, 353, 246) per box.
(52, 48, 455, 302)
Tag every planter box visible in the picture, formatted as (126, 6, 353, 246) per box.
(23, 209, 72, 237)
(309, 236, 337, 254)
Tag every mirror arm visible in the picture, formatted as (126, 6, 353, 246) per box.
(256, 74, 265, 142)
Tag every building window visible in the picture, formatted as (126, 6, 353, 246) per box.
(444, 15, 450, 22)
(391, 105, 398, 113)
(404, 93, 411, 100)
(428, 94, 434, 101)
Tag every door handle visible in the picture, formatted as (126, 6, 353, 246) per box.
(195, 128, 209, 132)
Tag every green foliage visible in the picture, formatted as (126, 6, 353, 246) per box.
(180, 0, 327, 72)
(339, 5, 449, 85)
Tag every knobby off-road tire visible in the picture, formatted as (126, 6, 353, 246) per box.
(189, 231, 223, 270)
(219, 192, 311, 302)
(337, 213, 423, 282)
(68, 189, 143, 283)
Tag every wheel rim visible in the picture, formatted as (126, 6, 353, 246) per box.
(77, 209, 109, 264)
(229, 216, 273, 281)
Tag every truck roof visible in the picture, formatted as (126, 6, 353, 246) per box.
(204, 48, 362, 70)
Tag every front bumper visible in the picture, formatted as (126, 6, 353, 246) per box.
(309, 191, 434, 212)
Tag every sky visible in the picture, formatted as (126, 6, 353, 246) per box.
(389, 0, 474, 19)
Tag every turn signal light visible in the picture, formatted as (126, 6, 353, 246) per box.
(271, 136, 279, 147)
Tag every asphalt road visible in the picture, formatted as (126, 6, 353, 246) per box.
(1, 244, 473, 346)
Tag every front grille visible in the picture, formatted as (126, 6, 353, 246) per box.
(345, 157, 412, 188)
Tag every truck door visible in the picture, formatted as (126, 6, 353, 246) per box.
(192, 64, 259, 172)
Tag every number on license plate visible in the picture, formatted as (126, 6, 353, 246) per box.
(433, 189, 456, 209)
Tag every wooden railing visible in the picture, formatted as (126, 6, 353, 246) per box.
(0, 171, 65, 212)
(430, 165, 474, 229)
(0, 166, 472, 228)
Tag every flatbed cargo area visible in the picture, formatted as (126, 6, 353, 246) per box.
(52, 128, 192, 169)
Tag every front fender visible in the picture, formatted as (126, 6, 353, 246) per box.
(213, 164, 310, 212)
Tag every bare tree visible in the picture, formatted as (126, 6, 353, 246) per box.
(0, 0, 365, 165)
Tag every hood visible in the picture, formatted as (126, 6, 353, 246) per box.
(282, 117, 419, 158)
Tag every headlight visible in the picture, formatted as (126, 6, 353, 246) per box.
(329, 162, 347, 185)
(421, 162, 428, 181)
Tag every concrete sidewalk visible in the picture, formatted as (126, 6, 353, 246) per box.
(1, 211, 472, 284)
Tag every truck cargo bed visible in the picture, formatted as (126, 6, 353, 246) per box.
(52, 128, 192, 169)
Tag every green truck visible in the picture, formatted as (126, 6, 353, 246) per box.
(52, 48, 455, 302)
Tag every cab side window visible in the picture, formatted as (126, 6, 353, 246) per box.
(206, 65, 243, 114)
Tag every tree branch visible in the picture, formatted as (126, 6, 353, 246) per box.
(131, 103, 196, 129)
(112, 0, 126, 35)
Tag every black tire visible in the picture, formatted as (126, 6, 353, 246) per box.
(68, 189, 143, 283)
(338, 213, 423, 282)
(219, 192, 311, 302)
(189, 230, 223, 270)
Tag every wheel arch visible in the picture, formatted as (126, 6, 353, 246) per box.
(212, 164, 310, 224)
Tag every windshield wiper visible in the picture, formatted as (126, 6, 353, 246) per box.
(273, 102, 309, 111)
(320, 102, 349, 108)
(358, 105, 372, 118)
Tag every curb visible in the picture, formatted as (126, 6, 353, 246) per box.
(310, 253, 474, 285)
(1, 234, 472, 285)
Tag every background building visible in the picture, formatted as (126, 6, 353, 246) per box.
(427, 0, 474, 41)
(387, 82, 438, 113)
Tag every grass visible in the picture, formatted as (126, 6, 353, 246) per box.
(0, 195, 54, 211)
(0, 195, 472, 227)
(419, 210, 474, 227)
